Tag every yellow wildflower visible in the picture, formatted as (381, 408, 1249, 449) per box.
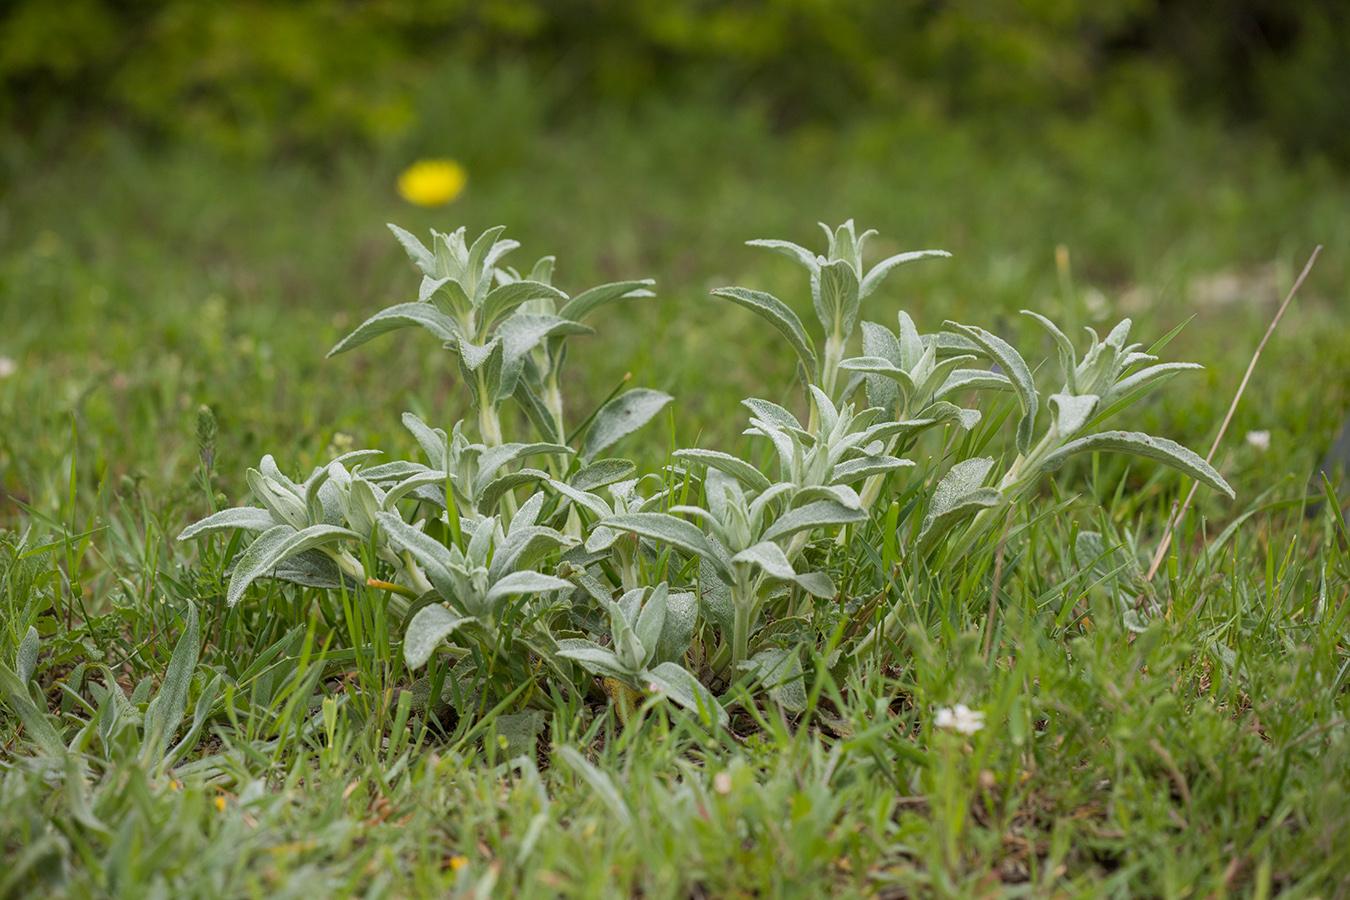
(397, 159, 467, 207)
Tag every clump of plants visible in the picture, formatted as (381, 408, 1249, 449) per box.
(178, 220, 1232, 726)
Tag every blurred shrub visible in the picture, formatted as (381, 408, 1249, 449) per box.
(0, 0, 1346, 163)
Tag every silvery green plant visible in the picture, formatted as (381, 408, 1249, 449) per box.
(500, 256, 672, 459)
(603, 460, 864, 674)
(838, 310, 1012, 508)
(547, 472, 674, 592)
(331, 225, 671, 458)
(852, 313, 1234, 655)
(554, 582, 723, 725)
(178, 451, 444, 606)
(388, 494, 575, 678)
(715, 219, 948, 432)
(175, 216, 1239, 726)
(361, 412, 569, 524)
(921, 314, 1233, 563)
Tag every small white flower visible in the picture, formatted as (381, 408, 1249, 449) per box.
(0, 356, 15, 378)
(934, 703, 985, 735)
(1245, 430, 1271, 452)
(713, 772, 732, 795)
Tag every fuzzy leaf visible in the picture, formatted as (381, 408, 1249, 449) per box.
(943, 321, 1038, 455)
(936, 369, 1012, 397)
(746, 238, 820, 275)
(603, 512, 734, 583)
(480, 281, 568, 333)
(712, 287, 818, 384)
(816, 258, 861, 338)
(559, 279, 656, 321)
(583, 388, 673, 462)
(178, 506, 277, 541)
(644, 661, 728, 726)
(142, 602, 199, 762)
(742, 647, 807, 712)
(388, 223, 437, 275)
(830, 455, 914, 484)
(328, 303, 460, 357)
(859, 249, 950, 298)
(655, 591, 698, 665)
(732, 541, 797, 580)
(916, 457, 1001, 558)
(227, 524, 359, 606)
(570, 459, 637, 492)
(1022, 310, 1079, 392)
(405, 604, 475, 669)
(760, 500, 866, 544)
(485, 570, 573, 604)
(674, 448, 773, 493)
(1040, 431, 1235, 498)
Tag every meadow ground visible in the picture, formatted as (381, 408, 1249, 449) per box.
(2, 98, 1350, 897)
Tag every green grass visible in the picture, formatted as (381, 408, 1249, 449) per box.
(2, 95, 1350, 899)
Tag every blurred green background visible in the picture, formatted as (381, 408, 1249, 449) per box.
(1, 0, 1347, 526)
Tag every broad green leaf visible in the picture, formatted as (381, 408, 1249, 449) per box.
(480, 281, 568, 335)
(400, 413, 449, 469)
(485, 570, 573, 604)
(328, 303, 460, 357)
(742, 647, 807, 712)
(477, 442, 571, 491)
(815, 258, 860, 339)
(633, 583, 669, 668)
(269, 549, 355, 590)
(0, 661, 66, 758)
(382, 471, 450, 510)
(494, 710, 546, 761)
(489, 526, 573, 582)
(227, 524, 360, 606)
(859, 321, 901, 413)
(733, 541, 797, 581)
(178, 507, 277, 541)
(246, 469, 308, 531)
(830, 455, 914, 484)
(793, 571, 836, 598)
(1022, 310, 1079, 392)
(556, 639, 630, 680)
(496, 312, 592, 362)
(513, 380, 564, 443)
(405, 604, 475, 669)
(16, 626, 38, 685)
(1047, 393, 1099, 439)
(582, 388, 673, 462)
(760, 500, 866, 544)
(916, 457, 1000, 558)
(570, 459, 637, 492)
(655, 591, 698, 665)
(388, 223, 436, 275)
(1101, 362, 1202, 410)
(943, 321, 1039, 455)
(603, 512, 734, 583)
(547, 478, 616, 521)
(745, 238, 820, 275)
(558, 279, 656, 321)
(698, 557, 735, 634)
(674, 448, 773, 493)
(477, 470, 550, 516)
(1040, 431, 1235, 498)
(936, 369, 1012, 397)
(712, 287, 818, 384)
(859, 249, 950, 299)
(644, 661, 728, 727)
(142, 602, 199, 763)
